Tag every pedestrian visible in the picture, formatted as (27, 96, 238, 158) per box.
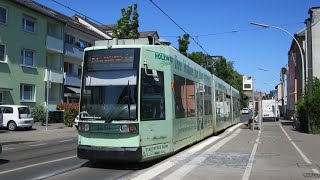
(247, 109, 258, 130)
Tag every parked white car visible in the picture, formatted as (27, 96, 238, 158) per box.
(241, 108, 249, 114)
(74, 111, 90, 130)
(0, 105, 33, 131)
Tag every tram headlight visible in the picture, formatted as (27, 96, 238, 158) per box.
(120, 125, 129, 132)
(120, 124, 137, 133)
(79, 123, 90, 132)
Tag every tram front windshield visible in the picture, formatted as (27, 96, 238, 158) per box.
(80, 48, 140, 121)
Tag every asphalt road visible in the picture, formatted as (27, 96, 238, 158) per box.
(0, 137, 157, 180)
(0, 138, 85, 180)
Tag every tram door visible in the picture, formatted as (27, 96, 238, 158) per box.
(196, 83, 204, 138)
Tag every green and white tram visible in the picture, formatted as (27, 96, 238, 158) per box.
(77, 44, 240, 162)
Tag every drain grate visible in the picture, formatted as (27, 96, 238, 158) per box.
(303, 172, 320, 178)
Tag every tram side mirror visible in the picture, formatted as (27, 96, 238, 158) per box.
(152, 69, 159, 81)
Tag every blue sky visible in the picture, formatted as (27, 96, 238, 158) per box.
(36, 0, 319, 93)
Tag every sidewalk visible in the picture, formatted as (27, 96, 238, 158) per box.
(0, 122, 77, 145)
(129, 120, 320, 180)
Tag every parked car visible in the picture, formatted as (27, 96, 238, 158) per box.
(241, 108, 249, 114)
(74, 111, 90, 130)
(0, 105, 33, 131)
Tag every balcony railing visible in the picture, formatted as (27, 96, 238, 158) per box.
(44, 69, 64, 84)
(65, 43, 84, 61)
(64, 72, 81, 87)
(46, 35, 64, 53)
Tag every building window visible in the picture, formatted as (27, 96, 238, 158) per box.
(22, 15, 36, 32)
(20, 84, 35, 101)
(0, 92, 3, 105)
(0, 44, 5, 62)
(78, 39, 91, 49)
(0, 6, 7, 24)
(21, 49, 35, 66)
(65, 34, 75, 44)
(140, 69, 165, 120)
(64, 62, 76, 75)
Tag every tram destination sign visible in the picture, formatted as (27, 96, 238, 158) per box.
(86, 49, 137, 70)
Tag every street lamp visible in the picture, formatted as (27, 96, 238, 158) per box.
(251, 22, 305, 95)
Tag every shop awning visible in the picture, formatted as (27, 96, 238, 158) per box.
(0, 87, 13, 92)
(65, 86, 80, 94)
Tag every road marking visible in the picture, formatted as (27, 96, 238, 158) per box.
(131, 123, 243, 180)
(2, 147, 14, 151)
(0, 155, 77, 175)
(242, 130, 261, 180)
(163, 128, 242, 180)
(59, 139, 74, 143)
(280, 125, 319, 174)
(131, 136, 220, 180)
(29, 143, 47, 147)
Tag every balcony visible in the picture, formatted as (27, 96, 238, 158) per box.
(64, 72, 81, 87)
(46, 35, 64, 53)
(65, 43, 84, 61)
(44, 69, 64, 84)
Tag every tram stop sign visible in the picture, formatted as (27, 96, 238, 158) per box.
(243, 76, 253, 91)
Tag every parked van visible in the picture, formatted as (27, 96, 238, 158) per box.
(0, 105, 33, 131)
(262, 100, 279, 121)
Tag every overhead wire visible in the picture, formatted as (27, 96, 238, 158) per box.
(149, 0, 210, 55)
(161, 21, 304, 38)
(50, 0, 113, 30)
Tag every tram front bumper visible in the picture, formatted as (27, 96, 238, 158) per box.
(77, 145, 142, 162)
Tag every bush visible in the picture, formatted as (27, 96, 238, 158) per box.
(64, 107, 79, 127)
(32, 104, 46, 123)
(297, 77, 320, 134)
(57, 103, 79, 127)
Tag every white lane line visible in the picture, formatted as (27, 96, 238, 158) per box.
(280, 125, 319, 174)
(280, 125, 311, 164)
(0, 155, 77, 175)
(59, 139, 74, 143)
(164, 128, 242, 180)
(131, 123, 243, 180)
(242, 130, 261, 180)
(2, 147, 14, 151)
(29, 143, 47, 147)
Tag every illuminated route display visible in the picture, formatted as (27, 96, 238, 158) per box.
(85, 48, 140, 70)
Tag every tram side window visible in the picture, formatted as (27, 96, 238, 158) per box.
(186, 79, 195, 117)
(204, 86, 212, 115)
(174, 75, 187, 118)
(141, 69, 165, 120)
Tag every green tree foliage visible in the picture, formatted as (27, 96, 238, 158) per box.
(297, 77, 320, 134)
(113, 4, 139, 39)
(178, 34, 190, 56)
(188, 52, 210, 69)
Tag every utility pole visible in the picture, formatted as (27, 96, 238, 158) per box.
(306, 18, 313, 133)
(252, 79, 255, 130)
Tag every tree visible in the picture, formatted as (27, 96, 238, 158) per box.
(178, 34, 190, 56)
(188, 52, 210, 67)
(113, 4, 139, 39)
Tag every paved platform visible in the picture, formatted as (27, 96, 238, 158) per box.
(129, 120, 320, 180)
